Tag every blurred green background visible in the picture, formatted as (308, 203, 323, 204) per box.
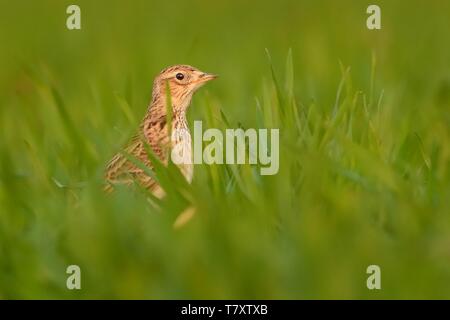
(0, 0, 450, 299)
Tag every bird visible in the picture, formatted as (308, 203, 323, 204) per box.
(105, 65, 217, 196)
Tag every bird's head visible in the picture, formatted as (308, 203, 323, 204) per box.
(152, 65, 217, 113)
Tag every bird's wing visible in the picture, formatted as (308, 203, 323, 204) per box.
(104, 123, 170, 191)
(105, 133, 145, 181)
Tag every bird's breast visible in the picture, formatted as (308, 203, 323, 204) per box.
(171, 120, 193, 183)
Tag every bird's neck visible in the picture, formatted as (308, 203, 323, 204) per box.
(146, 93, 190, 122)
(140, 98, 189, 135)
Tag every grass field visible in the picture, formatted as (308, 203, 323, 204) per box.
(0, 0, 450, 299)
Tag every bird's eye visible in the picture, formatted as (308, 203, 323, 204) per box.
(176, 73, 184, 80)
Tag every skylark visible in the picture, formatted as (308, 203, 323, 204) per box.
(105, 65, 217, 196)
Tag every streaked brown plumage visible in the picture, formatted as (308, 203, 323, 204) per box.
(105, 65, 217, 196)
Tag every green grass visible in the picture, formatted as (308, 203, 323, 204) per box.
(0, 0, 450, 299)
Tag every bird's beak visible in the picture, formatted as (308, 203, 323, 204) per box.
(197, 73, 218, 83)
